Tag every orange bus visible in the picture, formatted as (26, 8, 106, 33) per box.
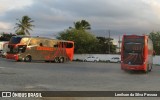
(6, 35, 74, 63)
(121, 35, 153, 73)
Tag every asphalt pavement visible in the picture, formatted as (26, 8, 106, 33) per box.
(0, 58, 160, 100)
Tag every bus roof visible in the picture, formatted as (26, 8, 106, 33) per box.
(12, 35, 74, 43)
(123, 34, 148, 39)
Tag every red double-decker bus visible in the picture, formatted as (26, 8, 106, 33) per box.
(121, 35, 153, 73)
(6, 35, 74, 63)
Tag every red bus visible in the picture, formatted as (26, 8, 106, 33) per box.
(6, 35, 74, 63)
(121, 35, 153, 73)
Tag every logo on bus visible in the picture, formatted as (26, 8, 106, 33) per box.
(36, 47, 54, 51)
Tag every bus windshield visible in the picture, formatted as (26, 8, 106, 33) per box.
(9, 37, 22, 44)
(124, 43, 144, 53)
(124, 37, 144, 53)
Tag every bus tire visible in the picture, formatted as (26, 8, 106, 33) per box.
(59, 57, 64, 63)
(54, 57, 59, 63)
(24, 55, 32, 62)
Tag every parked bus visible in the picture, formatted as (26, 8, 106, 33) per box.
(121, 35, 153, 73)
(6, 35, 74, 63)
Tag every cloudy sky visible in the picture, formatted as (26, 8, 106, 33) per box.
(0, 0, 160, 39)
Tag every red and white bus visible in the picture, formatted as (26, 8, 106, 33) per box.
(121, 35, 153, 73)
(6, 35, 74, 63)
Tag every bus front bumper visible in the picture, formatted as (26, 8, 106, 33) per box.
(6, 54, 19, 61)
(121, 63, 146, 71)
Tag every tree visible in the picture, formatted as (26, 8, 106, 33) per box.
(149, 31, 160, 55)
(96, 37, 116, 54)
(58, 20, 117, 54)
(0, 32, 16, 41)
(57, 29, 98, 54)
(72, 20, 91, 30)
(15, 15, 34, 35)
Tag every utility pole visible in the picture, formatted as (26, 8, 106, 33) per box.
(108, 30, 110, 54)
(118, 35, 121, 53)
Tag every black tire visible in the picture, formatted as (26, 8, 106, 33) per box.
(59, 57, 64, 63)
(16, 60, 21, 62)
(45, 60, 50, 63)
(24, 55, 32, 62)
(54, 57, 59, 63)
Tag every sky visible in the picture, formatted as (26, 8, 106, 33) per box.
(0, 0, 160, 41)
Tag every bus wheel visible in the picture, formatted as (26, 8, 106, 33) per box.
(59, 57, 64, 63)
(54, 57, 59, 63)
(25, 56, 32, 62)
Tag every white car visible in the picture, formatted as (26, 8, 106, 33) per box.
(107, 57, 121, 63)
(84, 56, 100, 62)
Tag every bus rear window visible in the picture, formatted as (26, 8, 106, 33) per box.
(9, 37, 22, 44)
(124, 37, 144, 43)
(124, 43, 144, 53)
(124, 37, 144, 53)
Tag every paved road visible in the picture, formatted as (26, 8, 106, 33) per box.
(0, 58, 160, 100)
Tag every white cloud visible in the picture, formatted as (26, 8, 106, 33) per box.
(142, 0, 160, 19)
(0, 22, 12, 30)
(0, 0, 160, 36)
(0, 0, 33, 14)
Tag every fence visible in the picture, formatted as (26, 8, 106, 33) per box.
(74, 54, 160, 65)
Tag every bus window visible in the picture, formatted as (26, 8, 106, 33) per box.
(39, 43, 43, 46)
(44, 40, 56, 47)
(53, 41, 58, 48)
(54, 44, 58, 47)
(66, 43, 73, 48)
(10, 37, 22, 44)
(20, 38, 30, 45)
(124, 43, 144, 53)
(28, 38, 39, 46)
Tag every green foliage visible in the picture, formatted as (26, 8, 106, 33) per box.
(70, 20, 91, 30)
(149, 31, 160, 55)
(15, 15, 34, 35)
(96, 37, 116, 54)
(57, 29, 117, 54)
(0, 32, 16, 41)
(57, 29, 98, 53)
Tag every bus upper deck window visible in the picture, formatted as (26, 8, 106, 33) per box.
(39, 43, 43, 46)
(66, 43, 73, 48)
(54, 44, 58, 47)
(20, 38, 29, 45)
